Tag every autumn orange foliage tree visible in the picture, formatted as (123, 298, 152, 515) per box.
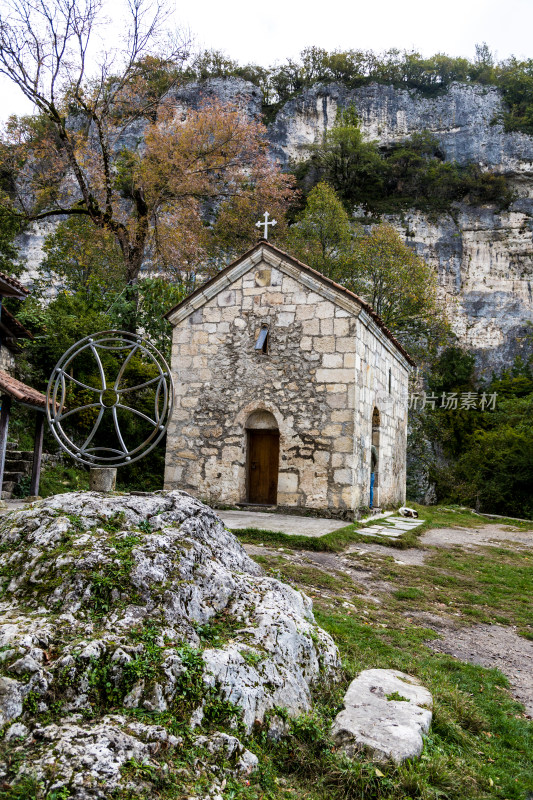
(0, 0, 294, 287)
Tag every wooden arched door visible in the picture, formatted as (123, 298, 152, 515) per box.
(246, 410, 279, 505)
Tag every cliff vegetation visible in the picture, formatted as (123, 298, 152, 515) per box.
(186, 44, 533, 134)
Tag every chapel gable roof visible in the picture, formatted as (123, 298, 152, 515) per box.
(165, 240, 416, 367)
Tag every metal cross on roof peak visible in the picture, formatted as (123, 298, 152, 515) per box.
(255, 211, 277, 240)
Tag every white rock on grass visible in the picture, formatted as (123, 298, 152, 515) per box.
(0, 490, 340, 797)
(331, 669, 433, 763)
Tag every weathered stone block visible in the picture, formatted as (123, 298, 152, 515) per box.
(335, 437, 353, 453)
(316, 368, 354, 383)
(333, 318, 350, 336)
(277, 312, 295, 327)
(296, 305, 315, 320)
(278, 472, 299, 493)
(331, 410, 353, 422)
(315, 303, 335, 319)
(322, 424, 342, 437)
(335, 338, 356, 353)
(343, 353, 356, 368)
(89, 469, 117, 493)
(333, 468, 352, 485)
(218, 290, 236, 307)
(322, 354, 343, 368)
(302, 318, 320, 335)
(314, 336, 336, 353)
(271, 268, 283, 286)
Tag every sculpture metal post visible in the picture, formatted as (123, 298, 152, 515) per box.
(46, 331, 174, 491)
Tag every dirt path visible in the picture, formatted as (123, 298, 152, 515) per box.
(420, 522, 533, 550)
(428, 624, 533, 716)
(244, 522, 533, 718)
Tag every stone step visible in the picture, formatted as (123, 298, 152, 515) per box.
(4, 459, 32, 472)
(236, 503, 277, 513)
(355, 517, 425, 540)
(358, 527, 404, 538)
(3, 472, 25, 483)
(4, 450, 33, 460)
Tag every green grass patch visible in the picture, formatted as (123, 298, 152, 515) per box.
(379, 546, 533, 631)
(254, 554, 361, 594)
(309, 608, 532, 800)
(193, 609, 245, 647)
(407, 504, 533, 534)
(90, 533, 141, 617)
(38, 464, 89, 498)
(393, 587, 426, 601)
(232, 522, 418, 553)
(240, 526, 533, 799)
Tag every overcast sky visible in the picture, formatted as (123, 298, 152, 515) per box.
(0, 0, 530, 122)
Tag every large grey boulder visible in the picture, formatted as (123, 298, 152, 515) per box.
(331, 669, 433, 763)
(0, 490, 340, 797)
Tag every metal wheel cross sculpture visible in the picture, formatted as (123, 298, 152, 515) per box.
(46, 331, 174, 468)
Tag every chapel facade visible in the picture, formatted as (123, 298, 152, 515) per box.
(164, 241, 414, 515)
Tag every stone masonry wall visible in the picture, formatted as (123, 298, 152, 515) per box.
(353, 313, 409, 509)
(0, 346, 15, 374)
(164, 250, 410, 512)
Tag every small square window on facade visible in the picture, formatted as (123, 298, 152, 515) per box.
(254, 325, 269, 353)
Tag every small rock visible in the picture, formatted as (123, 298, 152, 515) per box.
(194, 731, 258, 774)
(8, 655, 42, 675)
(123, 681, 144, 709)
(5, 722, 29, 740)
(267, 714, 290, 742)
(0, 676, 23, 726)
(331, 669, 432, 763)
(142, 682, 167, 712)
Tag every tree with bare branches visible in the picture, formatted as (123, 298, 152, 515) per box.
(0, 0, 294, 288)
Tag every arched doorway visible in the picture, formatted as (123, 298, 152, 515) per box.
(246, 410, 279, 505)
(371, 407, 380, 508)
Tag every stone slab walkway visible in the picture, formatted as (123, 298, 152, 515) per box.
(218, 510, 424, 540)
(354, 517, 424, 539)
(218, 510, 349, 537)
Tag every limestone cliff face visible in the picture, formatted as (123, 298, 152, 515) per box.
(15, 79, 533, 372)
(269, 82, 533, 373)
(268, 82, 533, 171)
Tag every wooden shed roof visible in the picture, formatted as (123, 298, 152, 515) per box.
(0, 370, 47, 410)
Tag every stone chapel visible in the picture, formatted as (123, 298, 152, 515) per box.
(163, 241, 415, 515)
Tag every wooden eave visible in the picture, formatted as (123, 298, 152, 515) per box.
(0, 370, 48, 411)
(0, 271, 30, 300)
